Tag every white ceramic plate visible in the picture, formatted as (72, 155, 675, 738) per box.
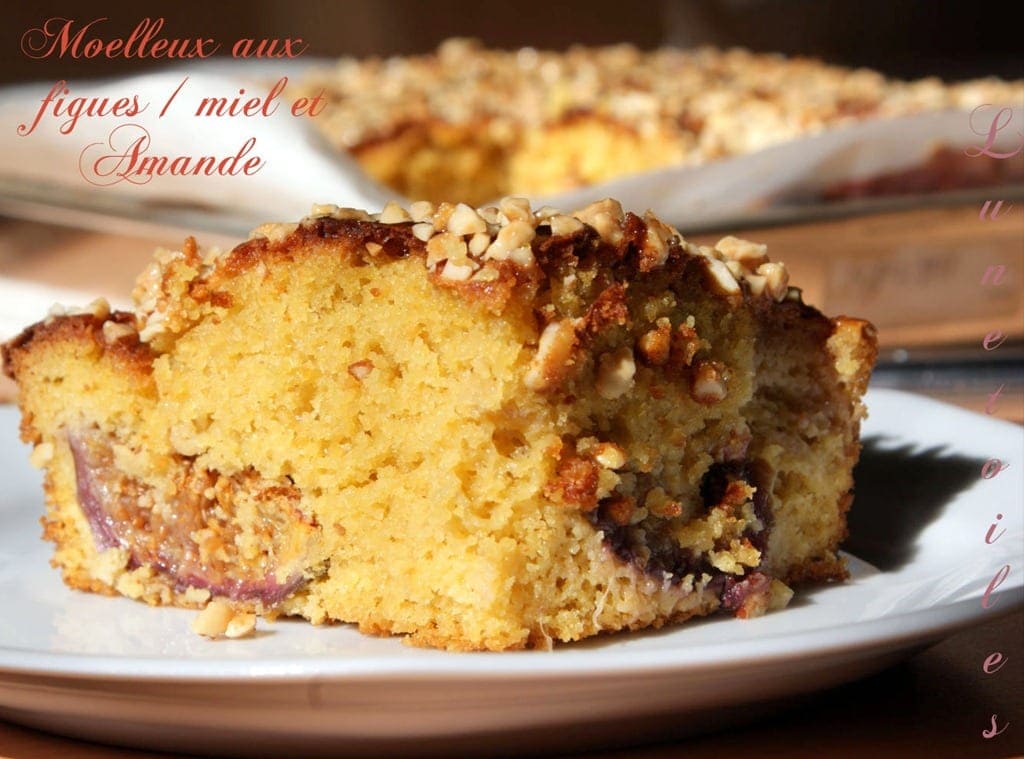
(0, 388, 1021, 756)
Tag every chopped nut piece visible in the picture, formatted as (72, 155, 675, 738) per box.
(200, 247, 225, 267)
(716, 236, 768, 269)
(757, 262, 789, 301)
(471, 265, 501, 282)
(182, 587, 212, 605)
(377, 201, 411, 224)
(250, 222, 298, 243)
(745, 274, 767, 296)
(426, 232, 469, 267)
(468, 232, 491, 255)
(337, 208, 371, 220)
(573, 199, 625, 245)
(691, 360, 728, 404)
(705, 258, 741, 296)
(641, 211, 676, 270)
(593, 442, 627, 470)
(548, 214, 584, 236)
(102, 321, 136, 343)
(767, 578, 795, 612)
(154, 248, 182, 266)
(364, 242, 383, 256)
(225, 612, 257, 639)
(447, 203, 489, 236)
(191, 599, 255, 639)
(637, 318, 672, 365)
(137, 312, 167, 343)
(440, 260, 475, 281)
(596, 346, 636, 400)
(478, 206, 501, 225)
(28, 441, 54, 469)
(485, 220, 535, 261)
(670, 324, 702, 368)
(412, 222, 435, 243)
(68, 298, 111, 320)
(409, 201, 436, 223)
(499, 196, 533, 224)
(596, 467, 621, 499)
(574, 198, 624, 223)
(525, 319, 579, 391)
(644, 227, 668, 265)
(432, 202, 455, 231)
(508, 246, 535, 267)
(310, 203, 339, 217)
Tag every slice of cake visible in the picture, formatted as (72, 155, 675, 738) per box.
(3, 198, 876, 651)
(303, 39, 1023, 205)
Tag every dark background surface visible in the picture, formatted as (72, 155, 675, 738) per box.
(2, 0, 1022, 85)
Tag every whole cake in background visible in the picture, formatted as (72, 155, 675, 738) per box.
(3, 197, 876, 651)
(302, 39, 1024, 205)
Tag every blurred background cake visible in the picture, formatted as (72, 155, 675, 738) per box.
(301, 39, 1022, 205)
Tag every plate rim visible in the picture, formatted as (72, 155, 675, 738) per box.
(0, 588, 1021, 684)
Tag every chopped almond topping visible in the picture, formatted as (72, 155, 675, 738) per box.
(638, 318, 672, 366)
(525, 319, 580, 392)
(691, 359, 728, 404)
(192, 599, 256, 639)
(596, 347, 636, 400)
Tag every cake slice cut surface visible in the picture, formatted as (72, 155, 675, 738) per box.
(3, 198, 876, 651)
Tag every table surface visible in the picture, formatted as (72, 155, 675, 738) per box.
(1, 207, 1022, 757)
